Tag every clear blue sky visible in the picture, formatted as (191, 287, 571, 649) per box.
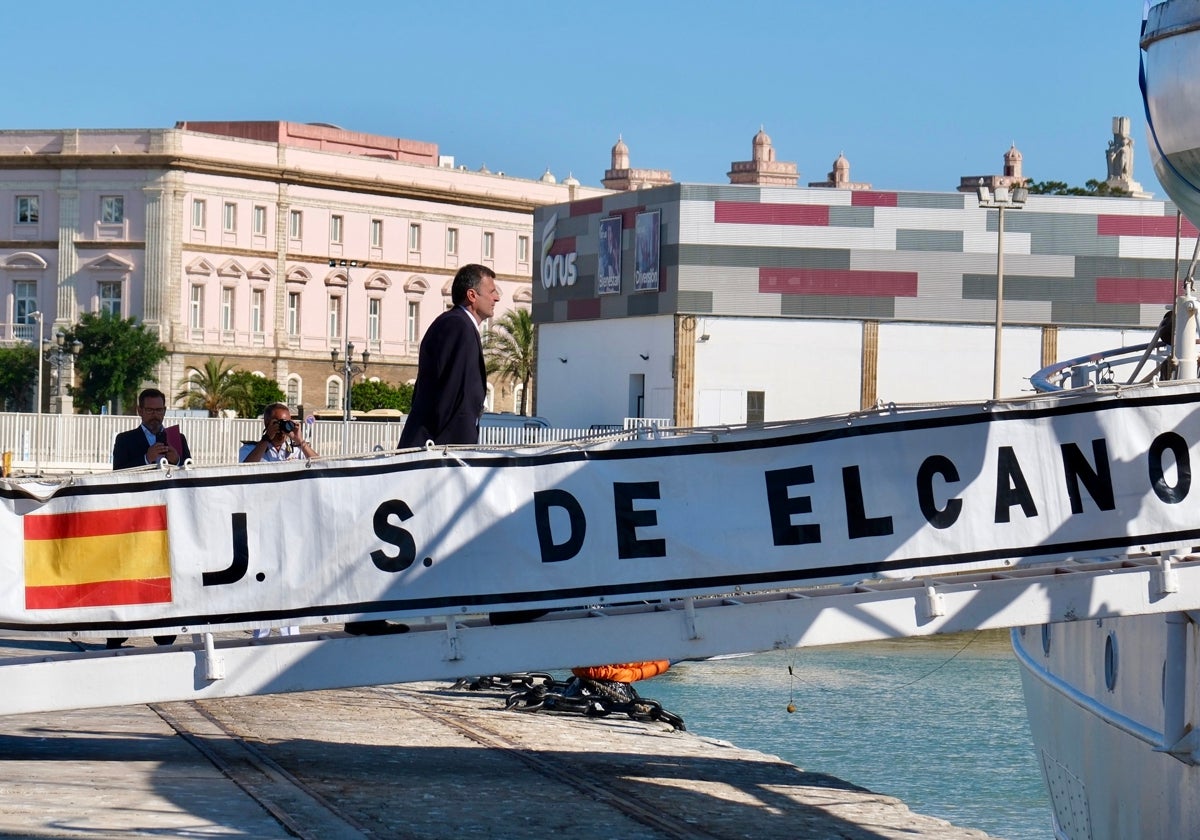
(3, 1, 1154, 194)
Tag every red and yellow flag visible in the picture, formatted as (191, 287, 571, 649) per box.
(23, 505, 173, 610)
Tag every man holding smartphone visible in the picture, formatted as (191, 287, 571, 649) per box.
(108, 387, 187, 648)
(112, 388, 191, 469)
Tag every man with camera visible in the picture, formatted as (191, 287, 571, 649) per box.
(243, 402, 317, 463)
(243, 403, 315, 639)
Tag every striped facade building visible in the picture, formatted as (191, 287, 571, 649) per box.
(533, 181, 1185, 428)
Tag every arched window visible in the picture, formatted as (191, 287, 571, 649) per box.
(326, 377, 342, 410)
(286, 375, 301, 412)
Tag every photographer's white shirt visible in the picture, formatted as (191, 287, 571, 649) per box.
(260, 440, 306, 462)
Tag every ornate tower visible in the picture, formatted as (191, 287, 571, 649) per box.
(728, 127, 798, 186)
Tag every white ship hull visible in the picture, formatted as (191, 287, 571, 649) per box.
(1015, 614, 1200, 839)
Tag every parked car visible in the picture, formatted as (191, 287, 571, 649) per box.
(479, 412, 551, 429)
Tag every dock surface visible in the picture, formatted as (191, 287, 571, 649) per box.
(0, 675, 996, 839)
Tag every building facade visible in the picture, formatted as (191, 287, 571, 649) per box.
(0, 122, 603, 414)
(533, 180, 1186, 428)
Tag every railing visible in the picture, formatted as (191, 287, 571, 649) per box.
(0, 412, 655, 474)
(1029, 342, 1171, 393)
(1030, 313, 1174, 394)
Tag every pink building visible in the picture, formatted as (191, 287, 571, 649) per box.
(0, 122, 601, 414)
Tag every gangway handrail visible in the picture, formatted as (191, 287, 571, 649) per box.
(2, 551, 1199, 717)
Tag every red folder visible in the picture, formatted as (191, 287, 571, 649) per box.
(164, 425, 183, 456)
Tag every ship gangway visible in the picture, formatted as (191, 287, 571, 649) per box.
(1, 549, 1198, 717)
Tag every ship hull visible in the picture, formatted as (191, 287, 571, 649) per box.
(1015, 615, 1200, 839)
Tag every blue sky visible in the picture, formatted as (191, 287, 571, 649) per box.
(3, 1, 1154, 195)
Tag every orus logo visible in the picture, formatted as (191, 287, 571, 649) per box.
(539, 211, 577, 289)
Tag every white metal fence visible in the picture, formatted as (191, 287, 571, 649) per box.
(0, 412, 668, 473)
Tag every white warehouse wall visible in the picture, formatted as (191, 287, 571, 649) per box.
(538, 315, 1167, 431)
(538, 316, 675, 427)
(693, 317, 862, 423)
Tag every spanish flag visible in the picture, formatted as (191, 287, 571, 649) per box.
(24, 505, 173, 610)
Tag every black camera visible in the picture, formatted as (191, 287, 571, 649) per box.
(276, 419, 297, 434)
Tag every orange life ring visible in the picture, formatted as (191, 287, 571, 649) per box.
(571, 660, 670, 683)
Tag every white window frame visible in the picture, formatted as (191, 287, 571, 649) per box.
(221, 287, 234, 331)
(289, 209, 302, 239)
(518, 235, 530, 263)
(251, 288, 265, 333)
(287, 291, 301, 335)
(408, 223, 421, 251)
(286, 375, 301, 412)
(370, 218, 383, 247)
(446, 227, 458, 255)
(98, 281, 122, 316)
(406, 300, 419, 343)
(223, 202, 237, 233)
(483, 231, 494, 259)
(190, 284, 204, 329)
(14, 281, 37, 333)
(326, 377, 342, 410)
(328, 295, 342, 339)
(368, 298, 380, 342)
(192, 199, 206, 229)
(253, 205, 267, 236)
(16, 196, 39, 225)
(100, 195, 124, 223)
(330, 214, 343, 244)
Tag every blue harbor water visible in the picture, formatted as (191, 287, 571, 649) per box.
(636, 630, 1051, 840)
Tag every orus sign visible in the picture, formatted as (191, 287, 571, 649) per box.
(539, 211, 577, 289)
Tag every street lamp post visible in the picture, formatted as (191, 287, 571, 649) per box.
(977, 179, 1028, 399)
(327, 259, 369, 454)
(28, 312, 43, 416)
(44, 330, 82, 415)
(28, 311, 43, 473)
(330, 342, 369, 452)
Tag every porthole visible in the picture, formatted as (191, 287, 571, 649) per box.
(1041, 623, 1052, 656)
(1104, 632, 1119, 692)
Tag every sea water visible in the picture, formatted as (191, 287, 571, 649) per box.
(636, 630, 1052, 840)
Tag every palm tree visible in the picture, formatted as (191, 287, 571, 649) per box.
(484, 308, 535, 415)
(175, 357, 249, 417)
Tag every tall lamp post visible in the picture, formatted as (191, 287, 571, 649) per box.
(44, 330, 83, 415)
(28, 311, 44, 474)
(28, 311, 44, 416)
(977, 179, 1028, 399)
(328, 259, 369, 453)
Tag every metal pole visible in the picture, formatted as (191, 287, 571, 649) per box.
(342, 266, 352, 454)
(992, 205, 1005, 400)
(32, 312, 42, 474)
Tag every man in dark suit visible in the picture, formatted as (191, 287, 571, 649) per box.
(109, 387, 187, 648)
(112, 387, 191, 469)
(345, 265, 500, 638)
(398, 263, 498, 448)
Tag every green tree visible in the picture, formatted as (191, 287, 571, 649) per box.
(225, 370, 286, 419)
(1025, 179, 1130, 197)
(484, 307, 535, 415)
(350, 379, 413, 412)
(0, 344, 39, 411)
(67, 312, 168, 414)
(175, 357, 250, 417)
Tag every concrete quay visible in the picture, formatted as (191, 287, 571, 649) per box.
(0, 676, 996, 839)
